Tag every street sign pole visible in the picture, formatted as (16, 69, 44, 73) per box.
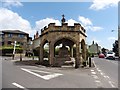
(12, 41, 16, 60)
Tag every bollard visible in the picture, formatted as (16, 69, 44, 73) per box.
(32, 53, 34, 60)
(89, 57, 91, 67)
(12, 54, 14, 60)
(20, 53, 22, 61)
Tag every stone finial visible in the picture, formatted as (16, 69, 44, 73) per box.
(61, 14, 66, 23)
(92, 41, 94, 44)
(34, 31, 39, 39)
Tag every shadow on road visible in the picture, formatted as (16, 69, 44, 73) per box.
(13, 60, 39, 66)
(105, 57, 119, 61)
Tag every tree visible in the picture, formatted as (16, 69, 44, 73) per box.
(101, 48, 106, 55)
(113, 40, 118, 56)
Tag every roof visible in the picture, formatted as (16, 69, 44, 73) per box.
(2, 30, 29, 35)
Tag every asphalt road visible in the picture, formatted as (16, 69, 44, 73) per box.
(92, 57, 118, 88)
(2, 56, 119, 89)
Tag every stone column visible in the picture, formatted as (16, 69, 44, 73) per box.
(39, 44, 43, 64)
(84, 45, 87, 61)
(49, 42, 54, 66)
(75, 43, 80, 68)
(70, 46, 73, 57)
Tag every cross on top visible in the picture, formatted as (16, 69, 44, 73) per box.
(62, 14, 65, 18)
(61, 14, 65, 23)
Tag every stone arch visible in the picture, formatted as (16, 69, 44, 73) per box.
(40, 39, 50, 64)
(54, 38, 75, 56)
(53, 36, 77, 45)
(41, 39, 49, 48)
(51, 36, 79, 67)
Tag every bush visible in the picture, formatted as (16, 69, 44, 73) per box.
(1, 46, 23, 56)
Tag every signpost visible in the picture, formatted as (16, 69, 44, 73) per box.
(12, 41, 16, 60)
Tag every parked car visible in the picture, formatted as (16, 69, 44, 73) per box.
(106, 52, 115, 60)
(99, 53, 105, 58)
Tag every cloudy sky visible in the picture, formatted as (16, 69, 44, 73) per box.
(0, 0, 118, 50)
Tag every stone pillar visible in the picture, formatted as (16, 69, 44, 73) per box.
(70, 46, 73, 57)
(49, 42, 54, 66)
(75, 43, 80, 68)
(39, 44, 43, 64)
(84, 45, 87, 61)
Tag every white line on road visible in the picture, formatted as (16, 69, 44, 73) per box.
(21, 68, 63, 80)
(92, 75, 99, 79)
(100, 72, 104, 75)
(24, 69, 51, 74)
(108, 81, 115, 88)
(95, 80, 101, 83)
(12, 82, 28, 90)
(91, 69, 94, 72)
(106, 76, 110, 79)
(98, 70, 101, 72)
(91, 72, 96, 75)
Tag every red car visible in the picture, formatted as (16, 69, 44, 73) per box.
(99, 53, 105, 58)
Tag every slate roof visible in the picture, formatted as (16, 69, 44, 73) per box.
(2, 30, 29, 35)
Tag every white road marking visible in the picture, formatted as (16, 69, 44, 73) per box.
(91, 70, 94, 72)
(42, 73, 63, 80)
(92, 75, 99, 79)
(12, 82, 25, 89)
(21, 68, 63, 80)
(100, 72, 104, 75)
(93, 59, 117, 88)
(91, 72, 96, 74)
(95, 80, 101, 83)
(98, 70, 101, 72)
(25, 69, 51, 74)
(106, 76, 110, 79)
(103, 75, 107, 78)
(108, 81, 115, 88)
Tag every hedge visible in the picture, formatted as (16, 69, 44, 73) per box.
(0, 46, 23, 56)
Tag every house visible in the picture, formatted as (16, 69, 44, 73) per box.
(0, 30, 32, 53)
(88, 41, 101, 55)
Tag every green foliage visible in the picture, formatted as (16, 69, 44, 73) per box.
(113, 40, 118, 56)
(1, 46, 23, 55)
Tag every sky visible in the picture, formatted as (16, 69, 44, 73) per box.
(0, 0, 119, 50)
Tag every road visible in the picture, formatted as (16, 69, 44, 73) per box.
(92, 57, 118, 88)
(1, 56, 119, 89)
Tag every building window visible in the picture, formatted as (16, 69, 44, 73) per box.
(18, 34, 24, 38)
(8, 34, 12, 37)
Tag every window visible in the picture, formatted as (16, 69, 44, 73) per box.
(18, 34, 24, 38)
(8, 34, 12, 37)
